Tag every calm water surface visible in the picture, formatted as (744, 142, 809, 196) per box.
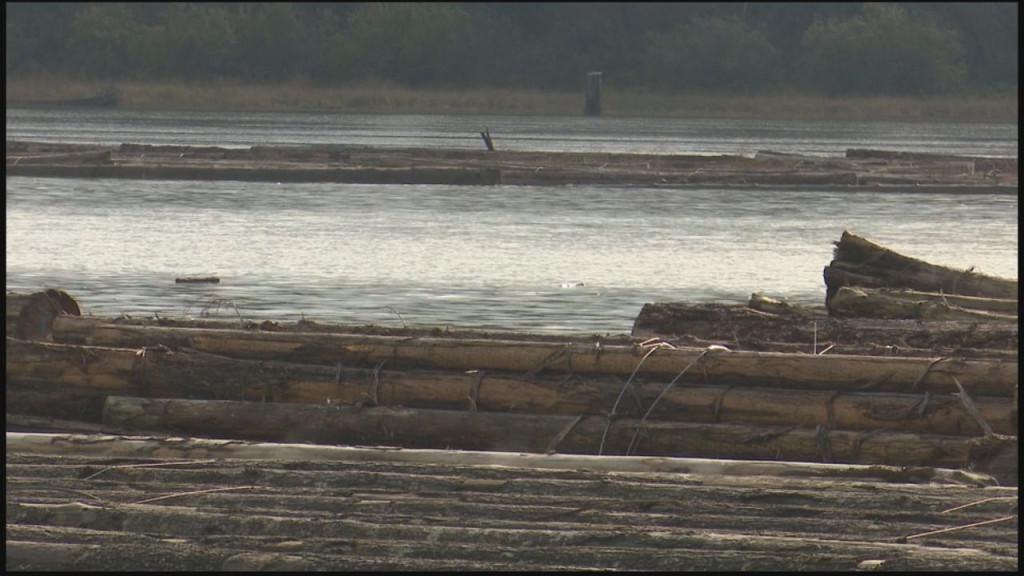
(5, 110, 1018, 334)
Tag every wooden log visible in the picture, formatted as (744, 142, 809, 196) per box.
(51, 317, 1018, 396)
(824, 230, 1018, 302)
(829, 286, 1019, 322)
(7, 339, 1015, 436)
(100, 395, 998, 469)
(5, 432, 998, 485)
(860, 288, 1018, 314)
(632, 302, 1018, 355)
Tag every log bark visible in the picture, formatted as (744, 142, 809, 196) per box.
(5, 431, 997, 485)
(824, 230, 1018, 302)
(100, 395, 998, 469)
(7, 339, 1015, 436)
(51, 317, 1018, 396)
(829, 286, 1018, 322)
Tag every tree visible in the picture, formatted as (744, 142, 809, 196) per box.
(332, 2, 484, 87)
(133, 3, 237, 80)
(65, 3, 142, 79)
(643, 15, 780, 93)
(798, 3, 968, 95)
(232, 3, 305, 82)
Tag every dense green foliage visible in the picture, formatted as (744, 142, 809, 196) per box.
(5, 2, 1017, 95)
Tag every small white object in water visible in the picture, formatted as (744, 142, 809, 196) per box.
(706, 344, 732, 352)
(559, 281, 586, 288)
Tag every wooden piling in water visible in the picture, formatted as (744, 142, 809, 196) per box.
(584, 72, 603, 117)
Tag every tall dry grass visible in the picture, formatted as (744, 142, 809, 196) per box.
(6, 74, 1017, 122)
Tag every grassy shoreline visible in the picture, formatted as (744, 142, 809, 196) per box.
(5, 75, 1018, 123)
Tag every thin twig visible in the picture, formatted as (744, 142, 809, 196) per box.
(598, 343, 670, 455)
(951, 375, 995, 437)
(132, 485, 255, 505)
(385, 306, 407, 327)
(546, 415, 584, 454)
(9, 485, 105, 503)
(940, 497, 1017, 515)
(627, 347, 719, 455)
(911, 357, 946, 389)
(84, 459, 218, 481)
(900, 515, 1016, 542)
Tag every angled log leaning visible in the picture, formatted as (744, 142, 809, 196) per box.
(7, 339, 1015, 436)
(101, 395, 1007, 469)
(50, 316, 1018, 396)
(824, 230, 1018, 304)
(829, 286, 1019, 322)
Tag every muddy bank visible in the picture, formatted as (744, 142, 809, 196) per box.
(6, 140, 1017, 191)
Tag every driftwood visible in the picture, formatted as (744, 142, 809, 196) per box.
(100, 395, 1010, 469)
(7, 339, 1014, 436)
(824, 230, 1018, 303)
(829, 286, 1018, 322)
(50, 317, 1018, 396)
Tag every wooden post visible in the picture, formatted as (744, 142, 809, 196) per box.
(584, 72, 602, 117)
(479, 128, 495, 151)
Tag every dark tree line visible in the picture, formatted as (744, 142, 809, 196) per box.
(5, 2, 1018, 96)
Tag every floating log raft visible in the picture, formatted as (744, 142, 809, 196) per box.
(6, 141, 1017, 190)
(823, 230, 1018, 304)
(6, 280, 1018, 485)
(7, 339, 1015, 437)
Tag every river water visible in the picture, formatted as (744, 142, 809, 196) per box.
(5, 108, 1018, 334)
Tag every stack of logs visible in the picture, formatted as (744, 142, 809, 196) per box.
(824, 231, 1018, 322)
(5, 232, 1019, 484)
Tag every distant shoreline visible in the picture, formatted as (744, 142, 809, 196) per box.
(5, 75, 1018, 123)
